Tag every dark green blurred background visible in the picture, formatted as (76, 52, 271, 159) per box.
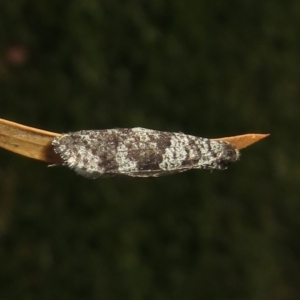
(0, 1, 299, 299)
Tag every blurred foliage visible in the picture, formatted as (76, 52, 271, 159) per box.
(0, 0, 300, 299)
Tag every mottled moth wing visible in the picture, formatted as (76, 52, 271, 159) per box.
(52, 127, 240, 178)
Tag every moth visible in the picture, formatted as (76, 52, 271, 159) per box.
(52, 127, 240, 178)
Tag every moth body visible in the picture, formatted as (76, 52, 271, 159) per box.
(52, 127, 240, 178)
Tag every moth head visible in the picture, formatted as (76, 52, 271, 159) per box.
(217, 142, 240, 169)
